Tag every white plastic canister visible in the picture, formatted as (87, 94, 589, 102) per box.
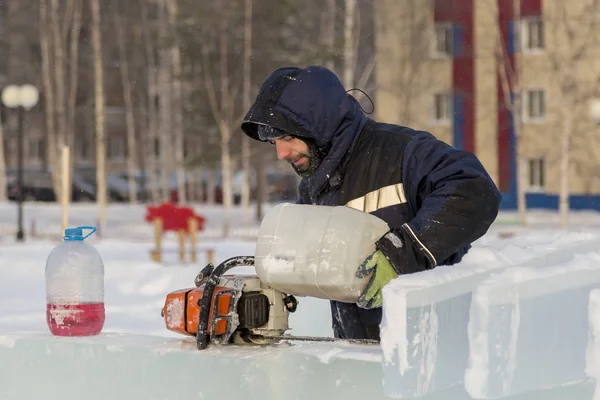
(254, 203, 390, 303)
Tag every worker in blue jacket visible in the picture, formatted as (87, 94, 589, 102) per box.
(240, 65, 501, 341)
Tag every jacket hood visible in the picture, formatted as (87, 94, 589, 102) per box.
(241, 65, 368, 200)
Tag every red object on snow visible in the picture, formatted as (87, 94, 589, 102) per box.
(145, 202, 206, 233)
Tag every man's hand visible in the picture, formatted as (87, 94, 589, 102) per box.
(356, 250, 399, 309)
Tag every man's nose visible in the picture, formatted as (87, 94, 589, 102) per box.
(275, 141, 292, 160)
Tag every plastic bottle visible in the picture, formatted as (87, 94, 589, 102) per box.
(254, 203, 390, 303)
(45, 226, 105, 336)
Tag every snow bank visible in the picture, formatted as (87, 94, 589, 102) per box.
(380, 234, 600, 399)
(0, 333, 385, 400)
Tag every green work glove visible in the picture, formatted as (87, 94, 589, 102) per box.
(356, 250, 399, 309)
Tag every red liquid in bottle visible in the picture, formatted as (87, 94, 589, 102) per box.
(46, 302, 105, 336)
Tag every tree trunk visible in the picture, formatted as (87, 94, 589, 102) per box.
(496, 0, 527, 226)
(516, 143, 527, 227)
(323, 0, 336, 70)
(196, 168, 204, 203)
(140, 0, 160, 203)
(51, 0, 67, 185)
(241, 0, 253, 223)
(166, 0, 186, 204)
(255, 152, 265, 221)
(513, 95, 527, 227)
(67, 0, 82, 157)
(207, 169, 215, 205)
(0, 121, 6, 202)
(91, 0, 107, 231)
(513, 0, 527, 227)
(343, 0, 357, 88)
(113, 0, 138, 204)
(136, 81, 150, 204)
(40, 0, 61, 202)
(219, 2, 232, 236)
(559, 107, 572, 228)
(220, 121, 233, 236)
(158, 0, 172, 202)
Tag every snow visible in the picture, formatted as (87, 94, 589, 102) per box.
(1, 202, 600, 399)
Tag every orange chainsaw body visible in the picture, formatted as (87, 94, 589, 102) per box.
(161, 256, 296, 350)
(164, 285, 237, 337)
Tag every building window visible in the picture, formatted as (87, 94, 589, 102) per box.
(432, 23, 453, 57)
(520, 18, 544, 52)
(524, 89, 545, 122)
(528, 158, 545, 191)
(433, 92, 452, 124)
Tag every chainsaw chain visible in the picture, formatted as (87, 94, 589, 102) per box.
(268, 334, 380, 345)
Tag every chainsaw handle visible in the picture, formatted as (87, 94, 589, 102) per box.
(196, 256, 255, 350)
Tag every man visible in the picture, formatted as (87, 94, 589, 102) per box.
(240, 65, 501, 341)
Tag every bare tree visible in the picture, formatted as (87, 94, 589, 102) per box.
(66, 0, 82, 157)
(165, 0, 187, 204)
(50, 0, 67, 160)
(545, 0, 600, 227)
(492, 0, 528, 226)
(140, 0, 160, 203)
(157, 0, 173, 202)
(200, 0, 242, 236)
(0, 121, 6, 201)
(39, 0, 62, 202)
(343, 0, 357, 88)
(91, 0, 107, 230)
(374, 0, 436, 125)
(321, 0, 336, 71)
(241, 0, 252, 222)
(112, 0, 138, 204)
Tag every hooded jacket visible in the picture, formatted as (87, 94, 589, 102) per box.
(241, 65, 502, 338)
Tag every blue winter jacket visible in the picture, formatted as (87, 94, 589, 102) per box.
(241, 65, 501, 339)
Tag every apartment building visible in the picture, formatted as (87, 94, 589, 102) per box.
(374, 0, 600, 211)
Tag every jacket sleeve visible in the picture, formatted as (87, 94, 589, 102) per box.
(377, 131, 501, 274)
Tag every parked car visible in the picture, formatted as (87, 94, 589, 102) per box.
(75, 166, 152, 202)
(6, 168, 96, 202)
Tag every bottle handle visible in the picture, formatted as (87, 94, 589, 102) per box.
(79, 226, 97, 240)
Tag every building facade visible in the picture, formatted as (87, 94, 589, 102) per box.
(375, 0, 600, 211)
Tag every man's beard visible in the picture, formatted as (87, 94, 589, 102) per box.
(289, 140, 322, 178)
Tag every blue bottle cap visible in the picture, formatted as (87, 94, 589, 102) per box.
(63, 226, 97, 241)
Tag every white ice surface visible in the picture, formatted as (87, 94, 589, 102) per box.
(466, 249, 600, 398)
(587, 289, 600, 400)
(1, 203, 600, 399)
(0, 333, 386, 400)
(380, 230, 600, 399)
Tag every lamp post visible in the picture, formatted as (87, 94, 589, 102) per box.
(590, 99, 600, 125)
(1, 84, 39, 242)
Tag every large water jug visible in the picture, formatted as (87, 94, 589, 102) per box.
(254, 203, 390, 303)
(45, 226, 105, 336)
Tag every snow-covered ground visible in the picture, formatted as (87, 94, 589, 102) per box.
(1, 201, 600, 399)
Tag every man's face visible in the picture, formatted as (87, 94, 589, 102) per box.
(269, 136, 319, 177)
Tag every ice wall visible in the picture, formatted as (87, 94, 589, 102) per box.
(587, 289, 600, 400)
(380, 236, 600, 399)
(0, 333, 386, 400)
(466, 252, 600, 398)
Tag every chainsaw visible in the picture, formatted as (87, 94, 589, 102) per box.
(161, 256, 379, 350)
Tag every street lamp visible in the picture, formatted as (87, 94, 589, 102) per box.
(1, 84, 39, 242)
(590, 99, 600, 125)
